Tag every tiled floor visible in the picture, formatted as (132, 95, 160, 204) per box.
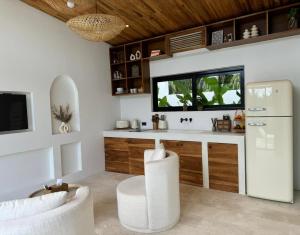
(80, 172, 300, 235)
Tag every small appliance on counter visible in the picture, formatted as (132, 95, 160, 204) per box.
(131, 119, 140, 130)
(158, 115, 168, 130)
(152, 114, 168, 130)
(115, 120, 130, 129)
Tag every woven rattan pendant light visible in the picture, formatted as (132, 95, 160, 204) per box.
(66, 0, 127, 42)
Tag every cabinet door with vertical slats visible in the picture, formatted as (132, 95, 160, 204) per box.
(161, 140, 203, 186)
(104, 138, 129, 173)
(128, 138, 155, 175)
(208, 143, 238, 193)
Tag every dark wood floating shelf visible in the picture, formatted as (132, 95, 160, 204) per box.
(207, 28, 300, 50)
(109, 2, 300, 96)
(110, 62, 125, 66)
(143, 54, 171, 61)
(127, 76, 141, 79)
(126, 59, 141, 63)
(112, 78, 126, 81)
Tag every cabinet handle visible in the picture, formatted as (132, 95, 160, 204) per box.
(248, 107, 266, 112)
(248, 122, 266, 126)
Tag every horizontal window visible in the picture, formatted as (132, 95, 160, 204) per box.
(152, 66, 245, 112)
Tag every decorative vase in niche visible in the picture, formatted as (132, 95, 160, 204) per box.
(59, 122, 71, 134)
(135, 50, 141, 60)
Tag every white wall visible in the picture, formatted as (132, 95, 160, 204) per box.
(0, 0, 120, 200)
(120, 35, 300, 189)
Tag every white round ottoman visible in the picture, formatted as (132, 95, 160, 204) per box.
(117, 175, 149, 231)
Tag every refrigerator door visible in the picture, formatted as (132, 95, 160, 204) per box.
(246, 117, 293, 202)
(246, 80, 293, 117)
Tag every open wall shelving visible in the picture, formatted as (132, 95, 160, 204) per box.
(109, 36, 170, 96)
(206, 4, 300, 50)
(109, 3, 300, 96)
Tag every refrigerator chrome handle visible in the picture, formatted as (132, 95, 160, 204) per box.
(248, 122, 266, 127)
(248, 122, 257, 126)
(248, 107, 266, 111)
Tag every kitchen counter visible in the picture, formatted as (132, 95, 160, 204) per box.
(103, 129, 244, 143)
(102, 129, 245, 194)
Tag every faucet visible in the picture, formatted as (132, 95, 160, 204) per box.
(180, 118, 187, 123)
(180, 118, 193, 123)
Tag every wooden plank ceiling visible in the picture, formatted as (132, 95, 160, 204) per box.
(22, 0, 293, 45)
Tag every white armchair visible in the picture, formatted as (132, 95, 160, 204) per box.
(117, 150, 180, 233)
(0, 186, 95, 235)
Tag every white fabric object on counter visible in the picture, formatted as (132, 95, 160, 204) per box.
(117, 150, 180, 233)
(0, 186, 96, 235)
(0, 191, 67, 220)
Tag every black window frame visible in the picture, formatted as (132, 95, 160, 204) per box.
(152, 65, 245, 112)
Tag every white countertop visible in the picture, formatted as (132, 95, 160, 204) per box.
(103, 129, 245, 144)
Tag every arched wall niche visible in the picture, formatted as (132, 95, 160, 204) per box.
(50, 75, 80, 134)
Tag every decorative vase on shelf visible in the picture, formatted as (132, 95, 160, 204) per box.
(243, 29, 251, 39)
(251, 25, 259, 37)
(135, 50, 141, 60)
(59, 122, 71, 134)
(129, 54, 135, 61)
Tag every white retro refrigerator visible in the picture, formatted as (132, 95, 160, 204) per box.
(246, 80, 293, 203)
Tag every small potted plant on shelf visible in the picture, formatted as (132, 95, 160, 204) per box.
(52, 104, 72, 134)
(288, 8, 299, 30)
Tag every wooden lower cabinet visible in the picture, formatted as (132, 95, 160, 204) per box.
(161, 140, 203, 186)
(105, 138, 240, 193)
(208, 143, 238, 193)
(128, 138, 155, 175)
(104, 137, 154, 175)
(104, 138, 129, 173)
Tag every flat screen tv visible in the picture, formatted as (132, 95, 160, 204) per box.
(0, 93, 28, 132)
